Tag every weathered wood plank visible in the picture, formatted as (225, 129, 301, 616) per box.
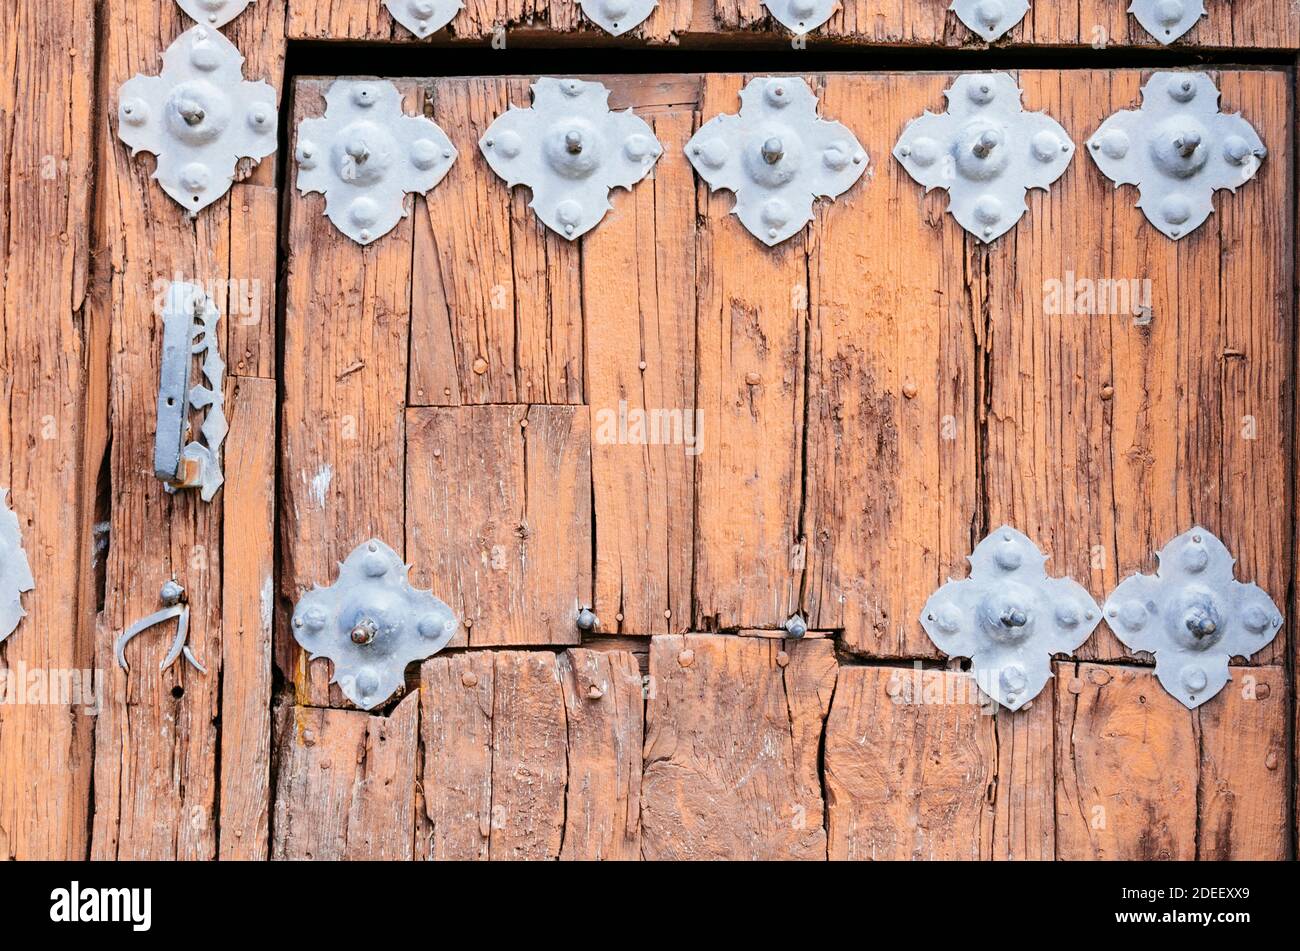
(280, 78, 415, 706)
(218, 378, 276, 860)
(642, 634, 835, 859)
(89, 0, 285, 859)
(272, 693, 419, 860)
(693, 75, 807, 632)
(804, 73, 976, 658)
(286, 0, 1299, 47)
(557, 649, 644, 859)
(584, 106, 698, 636)
(1197, 666, 1287, 860)
(824, 667, 995, 860)
(1055, 663, 1198, 860)
(406, 405, 591, 647)
(0, 0, 96, 862)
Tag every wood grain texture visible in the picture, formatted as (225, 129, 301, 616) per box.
(411, 78, 583, 407)
(280, 78, 415, 706)
(824, 667, 995, 860)
(0, 0, 96, 861)
(89, 0, 286, 859)
(272, 693, 419, 860)
(585, 106, 698, 637)
(642, 634, 836, 859)
(407, 405, 591, 647)
(693, 75, 807, 632)
(285, 0, 1299, 47)
(218, 378, 276, 859)
(804, 73, 977, 658)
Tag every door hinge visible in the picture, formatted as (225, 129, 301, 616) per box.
(894, 72, 1074, 243)
(0, 489, 35, 645)
(685, 76, 868, 246)
(1105, 528, 1283, 708)
(116, 26, 277, 215)
(480, 78, 663, 240)
(920, 526, 1101, 711)
(1087, 72, 1266, 240)
(296, 79, 458, 245)
(292, 539, 459, 710)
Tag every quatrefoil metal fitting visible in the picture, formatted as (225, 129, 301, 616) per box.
(383, 0, 462, 37)
(951, 0, 1029, 41)
(1104, 528, 1283, 709)
(175, 0, 254, 27)
(1087, 72, 1266, 240)
(1129, 0, 1206, 44)
(894, 73, 1074, 243)
(296, 79, 458, 245)
(116, 25, 277, 214)
(292, 539, 459, 710)
(919, 526, 1101, 711)
(480, 78, 663, 240)
(685, 77, 868, 247)
(0, 489, 35, 644)
(762, 0, 837, 35)
(576, 0, 659, 35)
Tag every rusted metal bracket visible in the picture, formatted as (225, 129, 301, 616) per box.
(296, 79, 458, 245)
(1129, 0, 1206, 44)
(1087, 72, 1265, 240)
(894, 73, 1074, 243)
(116, 26, 277, 214)
(480, 78, 663, 240)
(383, 0, 462, 37)
(292, 539, 459, 710)
(155, 283, 226, 502)
(1104, 528, 1283, 708)
(919, 526, 1101, 711)
(951, 0, 1029, 41)
(0, 489, 35, 644)
(175, 1, 254, 27)
(685, 76, 868, 246)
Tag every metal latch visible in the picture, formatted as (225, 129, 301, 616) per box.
(480, 78, 663, 240)
(292, 539, 459, 710)
(383, 0, 462, 38)
(951, 0, 1029, 41)
(0, 489, 35, 644)
(175, 0, 254, 27)
(685, 76, 868, 246)
(576, 0, 659, 35)
(116, 26, 277, 215)
(1087, 72, 1265, 240)
(155, 283, 227, 502)
(761, 0, 837, 35)
(1129, 0, 1206, 44)
(1104, 528, 1283, 708)
(296, 79, 458, 245)
(116, 580, 206, 676)
(919, 526, 1101, 711)
(894, 73, 1074, 243)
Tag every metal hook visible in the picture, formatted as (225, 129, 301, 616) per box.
(115, 581, 206, 675)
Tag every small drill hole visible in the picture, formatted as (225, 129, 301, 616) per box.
(171, 686, 185, 700)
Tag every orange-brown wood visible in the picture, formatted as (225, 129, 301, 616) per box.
(641, 634, 836, 859)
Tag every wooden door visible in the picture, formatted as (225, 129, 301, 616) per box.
(1, 0, 1295, 862)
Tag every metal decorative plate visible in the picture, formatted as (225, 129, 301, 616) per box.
(576, 0, 658, 35)
(951, 0, 1030, 41)
(116, 26, 277, 214)
(761, 0, 838, 35)
(894, 73, 1074, 243)
(1104, 528, 1283, 708)
(1087, 72, 1265, 240)
(175, 0, 254, 28)
(1129, 0, 1206, 44)
(0, 489, 35, 644)
(684, 76, 868, 246)
(919, 526, 1101, 711)
(292, 539, 459, 710)
(383, 0, 463, 37)
(480, 77, 663, 240)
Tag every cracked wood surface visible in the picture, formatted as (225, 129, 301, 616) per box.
(285, 0, 1300, 47)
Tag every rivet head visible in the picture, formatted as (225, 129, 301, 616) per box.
(556, 199, 584, 231)
(1000, 664, 1027, 696)
(775, 651, 790, 668)
(418, 614, 455, 639)
(296, 139, 318, 169)
(1169, 78, 1197, 103)
(586, 683, 605, 700)
(352, 85, 378, 107)
(356, 667, 381, 702)
(120, 98, 149, 126)
(823, 142, 851, 171)
(994, 539, 1021, 570)
(967, 80, 996, 106)
(410, 138, 443, 170)
(902, 381, 918, 399)
(624, 133, 656, 162)
(349, 196, 380, 229)
(1160, 194, 1191, 226)
(695, 138, 729, 169)
(361, 550, 389, 577)
(1101, 384, 1115, 400)
(1179, 542, 1208, 573)
(745, 371, 762, 385)
(350, 618, 378, 645)
(472, 357, 488, 375)
(974, 194, 1003, 225)
(180, 162, 211, 194)
(1031, 130, 1065, 162)
(906, 136, 939, 167)
(190, 39, 221, 72)
(247, 104, 273, 132)
(576, 607, 600, 632)
(461, 670, 479, 687)
(765, 81, 790, 107)
(1181, 665, 1207, 694)
(677, 648, 695, 668)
